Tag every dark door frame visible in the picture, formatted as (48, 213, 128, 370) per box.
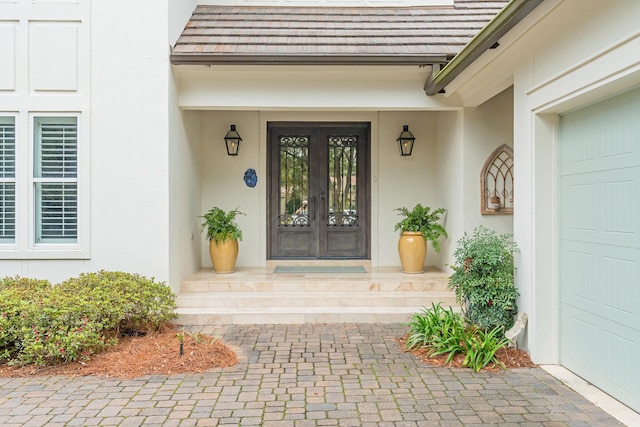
(267, 121, 371, 260)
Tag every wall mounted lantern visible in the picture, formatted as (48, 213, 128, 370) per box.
(396, 125, 415, 156)
(224, 124, 242, 156)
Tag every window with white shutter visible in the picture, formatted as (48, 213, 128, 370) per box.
(0, 117, 16, 243)
(33, 117, 78, 243)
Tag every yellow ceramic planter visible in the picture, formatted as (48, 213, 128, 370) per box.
(209, 238, 239, 274)
(398, 231, 427, 274)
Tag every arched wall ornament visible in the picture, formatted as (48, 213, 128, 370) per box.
(480, 144, 514, 215)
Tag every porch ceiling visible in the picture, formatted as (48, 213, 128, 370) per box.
(170, 0, 509, 66)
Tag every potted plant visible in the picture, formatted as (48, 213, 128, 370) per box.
(394, 204, 447, 273)
(200, 206, 245, 273)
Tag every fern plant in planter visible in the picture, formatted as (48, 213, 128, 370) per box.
(448, 226, 519, 331)
(200, 206, 245, 274)
(394, 204, 447, 273)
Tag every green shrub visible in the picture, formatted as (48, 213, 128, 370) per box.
(0, 276, 52, 293)
(13, 301, 109, 366)
(393, 204, 448, 252)
(461, 326, 511, 372)
(200, 206, 244, 244)
(56, 271, 179, 334)
(0, 271, 178, 366)
(405, 302, 463, 351)
(405, 303, 510, 372)
(448, 226, 519, 331)
(0, 277, 53, 361)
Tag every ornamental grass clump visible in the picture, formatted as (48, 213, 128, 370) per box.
(405, 303, 510, 372)
(448, 226, 520, 331)
(405, 303, 463, 351)
(0, 271, 178, 366)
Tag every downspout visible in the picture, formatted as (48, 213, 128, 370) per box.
(424, 0, 544, 96)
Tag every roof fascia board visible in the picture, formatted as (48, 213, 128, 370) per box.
(423, 0, 544, 96)
(194, 0, 455, 5)
(174, 64, 434, 80)
(170, 54, 449, 66)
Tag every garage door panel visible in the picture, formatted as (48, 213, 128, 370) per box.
(560, 241, 640, 326)
(559, 87, 640, 412)
(559, 241, 599, 306)
(559, 178, 597, 239)
(601, 174, 637, 238)
(559, 93, 640, 176)
(602, 328, 639, 400)
(560, 166, 640, 248)
(601, 248, 640, 322)
(560, 306, 599, 373)
(561, 305, 639, 410)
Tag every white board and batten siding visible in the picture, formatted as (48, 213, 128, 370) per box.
(558, 87, 640, 413)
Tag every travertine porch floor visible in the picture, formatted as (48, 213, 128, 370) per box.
(175, 266, 457, 325)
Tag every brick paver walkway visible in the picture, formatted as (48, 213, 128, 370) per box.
(0, 324, 623, 426)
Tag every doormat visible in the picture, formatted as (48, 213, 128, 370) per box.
(273, 266, 367, 274)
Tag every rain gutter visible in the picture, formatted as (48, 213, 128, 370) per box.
(170, 54, 450, 67)
(423, 0, 544, 96)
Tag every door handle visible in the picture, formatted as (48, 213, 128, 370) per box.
(320, 197, 325, 220)
(311, 197, 317, 220)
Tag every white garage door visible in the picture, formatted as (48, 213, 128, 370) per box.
(559, 87, 640, 412)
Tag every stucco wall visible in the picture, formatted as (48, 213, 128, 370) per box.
(377, 111, 440, 267)
(90, 1, 172, 282)
(462, 87, 514, 236)
(517, 0, 640, 364)
(0, 1, 178, 285)
(200, 111, 262, 268)
(450, 0, 640, 363)
(0, 1, 90, 280)
(168, 0, 201, 292)
(176, 66, 459, 111)
(196, 110, 451, 269)
(168, 103, 202, 293)
(434, 111, 463, 272)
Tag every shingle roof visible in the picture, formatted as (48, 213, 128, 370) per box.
(171, 0, 509, 65)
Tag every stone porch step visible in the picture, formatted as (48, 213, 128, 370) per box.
(175, 266, 457, 325)
(176, 306, 437, 325)
(176, 291, 457, 308)
(179, 280, 449, 293)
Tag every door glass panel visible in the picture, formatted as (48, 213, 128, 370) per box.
(278, 135, 309, 226)
(327, 135, 358, 226)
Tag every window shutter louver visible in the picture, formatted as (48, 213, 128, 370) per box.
(0, 118, 16, 242)
(37, 183, 78, 240)
(36, 121, 78, 179)
(34, 117, 78, 243)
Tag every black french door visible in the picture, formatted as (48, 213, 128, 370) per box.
(267, 122, 370, 259)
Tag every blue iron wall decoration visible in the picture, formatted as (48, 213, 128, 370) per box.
(244, 168, 257, 188)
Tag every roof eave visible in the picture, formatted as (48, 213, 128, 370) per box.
(423, 0, 544, 96)
(170, 54, 451, 67)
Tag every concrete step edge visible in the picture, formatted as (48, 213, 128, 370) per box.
(175, 306, 457, 314)
(176, 290, 454, 298)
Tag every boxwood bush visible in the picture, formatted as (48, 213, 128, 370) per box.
(0, 271, 178, 366)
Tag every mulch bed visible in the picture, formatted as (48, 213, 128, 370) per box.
(0, 327, 536, 379)
(0, 324, 238, 379)
(398, 336, 536, 373)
